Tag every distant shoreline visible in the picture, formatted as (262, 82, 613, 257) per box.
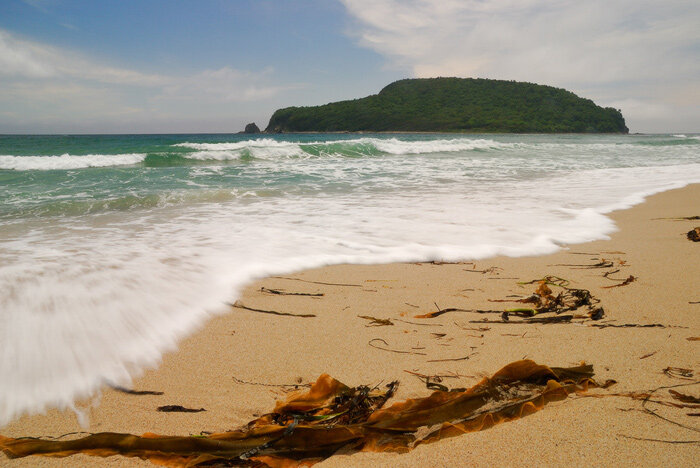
(0, 131, 683, 137)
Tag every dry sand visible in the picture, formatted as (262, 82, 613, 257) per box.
(2, 184, 699, 467)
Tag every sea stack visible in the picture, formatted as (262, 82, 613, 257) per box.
(243, 122, 261, 134)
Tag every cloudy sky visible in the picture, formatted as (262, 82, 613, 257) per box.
(1, 0, 698, 133)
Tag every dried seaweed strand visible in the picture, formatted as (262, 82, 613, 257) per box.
(549, 261, 614, 269)
(669, 390, 700, 404)
(232, 376, 310, 389)
(157, 405, 206, 413)
(652, 215, 700, 220)
(602, 269, 621, 278)
(402, 370, 465, 380)
(591, 323, 679, 329)
(601, 275, 636, 289)
(271, 276, 362, 287)
(260, 287, 324, 297)
(416, 305, 501, 319)
(18, 432, 94, 441)
(664, 367, 694, 380)
(109, 385, 163, 396)
(470, 315, 573, 325)
(641, 381, 700, 433)
(463, 266, 503, 274)
(369, 338, 427, 355)
(395, 318, 443, 327)
(453, 322, 490, 332)
(230, 301, 316, 318)
(619, 434, 700, 444)
(427, 354, 474, 363)
(358, 315, 394, 327)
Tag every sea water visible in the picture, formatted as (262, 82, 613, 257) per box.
(1, 133, 699, 426)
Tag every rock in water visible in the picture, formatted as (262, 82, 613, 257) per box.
(243, 122, 261, 134)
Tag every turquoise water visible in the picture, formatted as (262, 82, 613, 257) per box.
(1, 132, 699, 426)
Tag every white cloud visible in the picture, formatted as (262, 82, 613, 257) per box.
(0, 31, 56, 78)
(0, 29, 290, 132)
(0, 30, 167, 85)
(340, 0, 700, 132)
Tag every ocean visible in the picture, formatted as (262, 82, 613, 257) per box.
(1, 132, 699, 426)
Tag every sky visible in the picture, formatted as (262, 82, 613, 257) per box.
(1, 0, 698, 134)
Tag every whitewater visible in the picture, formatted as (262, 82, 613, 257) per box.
(1, 132, 699, 427)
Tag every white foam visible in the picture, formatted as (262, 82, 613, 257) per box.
(175, 137, 509, 158)
(175, 139, 297, 151)
(367, 137, 509, 154)
(0, 153, 146, 170)
(185, 150, 243, 161)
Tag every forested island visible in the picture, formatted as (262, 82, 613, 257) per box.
(265, 78, 628, 133)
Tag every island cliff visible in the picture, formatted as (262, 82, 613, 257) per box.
(266, 78, 628, 133)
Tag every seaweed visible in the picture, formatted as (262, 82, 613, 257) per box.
(358, 315, 394, 327)
(403, 371, 468, 392)
(669, 390, 700, 404)
(426, 354, 474, 363)
(232, 376, 309, 390)
(470, 315, 574, 325)
(654, 215, 700, 221)
(687, 227, 700, 242)
(271, 276, 362, 287)
(549, 260, 614, 269)
(260, 287, 323, 297)
(417, 277, 602, 325)
(368, 338, 427, 355)
(157, 405, 206, 413)
(414, 303, 473, 319)
(464, 266, 503, 274)
(0, 360, 608, 467)
(109, 386, 164, 396)
(601, 275, 636, 288)
(663, 367, 694, 380)
(639, 382, 700, 433)
(492, 277, 602, 323)
(395, 318, 443, 327)
(230, 301, 316, 318)
(619, 435, 700, 444)
(591, 323, 674, 329)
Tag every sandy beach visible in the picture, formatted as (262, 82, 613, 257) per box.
(2, 183, 699, 467)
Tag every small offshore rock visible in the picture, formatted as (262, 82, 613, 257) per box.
(243, 122, 261, 134)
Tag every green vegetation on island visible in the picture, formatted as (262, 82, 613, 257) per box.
(266, 78, 628, 133)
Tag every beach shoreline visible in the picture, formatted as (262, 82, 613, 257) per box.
(2, 183, 699, 467)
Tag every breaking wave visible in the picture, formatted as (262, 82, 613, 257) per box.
(0, 153, 146, 171)
(174, 137, 509, 160)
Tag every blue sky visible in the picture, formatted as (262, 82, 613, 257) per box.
(1, 0, 698, 133)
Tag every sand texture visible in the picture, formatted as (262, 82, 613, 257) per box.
(2, 184, 699, 467)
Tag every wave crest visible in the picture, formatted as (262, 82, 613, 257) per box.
(174, 137, 508, 160)
(0, 153, 146, 171)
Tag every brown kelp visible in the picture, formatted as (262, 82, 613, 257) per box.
(1, 360, 609, 467)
